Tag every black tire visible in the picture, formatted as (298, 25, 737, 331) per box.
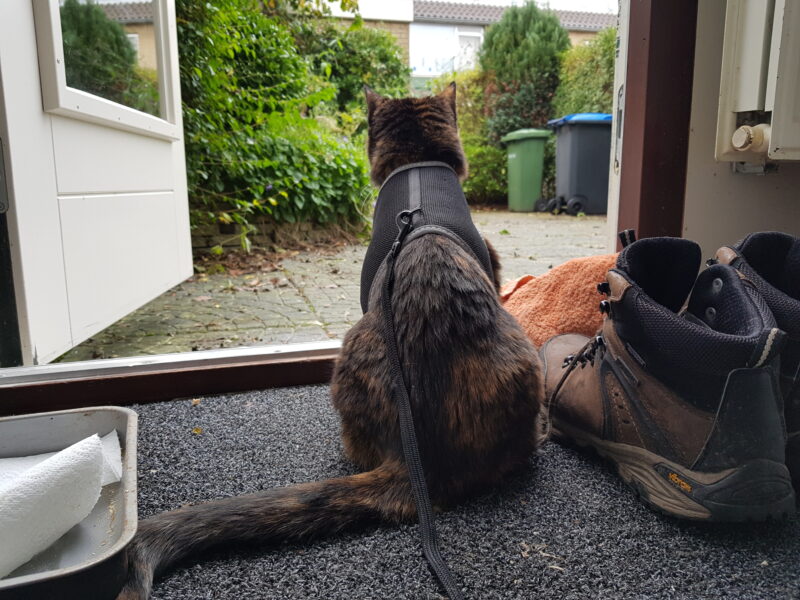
(566, 196, 586, 216)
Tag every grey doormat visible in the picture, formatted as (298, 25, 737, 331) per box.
(132, 385, 800, 600)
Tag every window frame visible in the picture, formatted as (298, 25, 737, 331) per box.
(32, 0, 179, 140)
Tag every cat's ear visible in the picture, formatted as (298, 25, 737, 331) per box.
(364, 85, 381, 119)
(438, 82, 457, 117)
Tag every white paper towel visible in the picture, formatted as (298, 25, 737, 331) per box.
(0, 435, 105, 578)
(0, 431, 122, 488)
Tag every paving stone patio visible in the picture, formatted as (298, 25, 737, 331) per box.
(57, 211, 608, 362)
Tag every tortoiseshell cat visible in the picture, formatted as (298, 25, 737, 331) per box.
(118, 84, 543, 600)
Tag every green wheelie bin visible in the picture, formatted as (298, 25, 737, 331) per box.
(500, 128, 550, 212)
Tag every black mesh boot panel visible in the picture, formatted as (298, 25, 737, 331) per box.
(733, 232, 800, 339)
(729, 232, 800, 473)
(612, 239, 780, 412)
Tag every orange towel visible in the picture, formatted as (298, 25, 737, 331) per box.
(501, 254, 619, 349)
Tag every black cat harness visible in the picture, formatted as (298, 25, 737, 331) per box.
(362, 162, 494, 600)
(361, 161, 494, 312)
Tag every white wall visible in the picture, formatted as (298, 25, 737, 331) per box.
(682, 1, 800, 258)
(410, 23, 458, 77)
(410, 23, 484, 78)
(328, 0, 413, 22)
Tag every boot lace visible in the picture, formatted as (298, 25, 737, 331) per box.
(542, 279, 611, 440)
(562, 335, 606, 369)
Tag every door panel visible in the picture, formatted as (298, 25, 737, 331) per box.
(52, 117, 175, 195)
(59, 192, 183, 344)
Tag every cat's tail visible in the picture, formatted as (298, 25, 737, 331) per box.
(117, 460, 414, 600)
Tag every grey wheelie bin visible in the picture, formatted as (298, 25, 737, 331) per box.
(545, 113, 612, 215)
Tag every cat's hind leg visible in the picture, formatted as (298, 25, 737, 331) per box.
(331, 310, 399, 471)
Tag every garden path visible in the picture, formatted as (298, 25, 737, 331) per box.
(58, 211, 607, 362)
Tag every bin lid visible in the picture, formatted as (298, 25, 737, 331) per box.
(500, 128, 551, 143)
(547, 113, 612, 128)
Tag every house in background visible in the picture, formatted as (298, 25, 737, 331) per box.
(100, 1, 157, 71)
(410, 1, 617, 89)
(328, 1, 617, 91)
(97, 1, 616, 88)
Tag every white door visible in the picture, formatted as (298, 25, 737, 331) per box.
(0, 0, 191, 365)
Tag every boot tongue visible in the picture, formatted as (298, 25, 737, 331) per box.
(686, 264, 772, 336)
(617, 237, 701, 313)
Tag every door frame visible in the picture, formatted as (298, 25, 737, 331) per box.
(615, 0, 698, 243)
(0, 341, 341, 416)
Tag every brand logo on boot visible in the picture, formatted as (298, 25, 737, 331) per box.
(667, 472, 693, 493)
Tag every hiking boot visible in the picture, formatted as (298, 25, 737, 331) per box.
(714, 231, 800, 483)
(541, 237, 795, 521)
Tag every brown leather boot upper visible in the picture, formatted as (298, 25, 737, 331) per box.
(541, 239, 786, 472)
(542, 272, 715, 467)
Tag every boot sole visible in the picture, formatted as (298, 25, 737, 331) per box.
(552, 419, 796, 522)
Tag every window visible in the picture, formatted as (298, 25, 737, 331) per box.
(32, 0, 177, 139)
(126, 33, 140, 61)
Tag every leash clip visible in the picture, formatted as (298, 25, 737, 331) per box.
(390, 208, 422, 258)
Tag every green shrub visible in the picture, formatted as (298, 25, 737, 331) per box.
(60, 0, 158, 115)
(479, 3, 570, 140)
(554, 28, 616, 116)
(461, 137, 507, 204)
(197, 113, 370, 236)
(176, 0, 371, 248)
(477, 3, 569, 200)
(298, 18, 410, 113)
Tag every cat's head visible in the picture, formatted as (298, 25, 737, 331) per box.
(365, 83, 467, 186)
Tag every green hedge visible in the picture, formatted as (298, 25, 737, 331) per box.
(480, 3, 570, 141)
(298, 17, 410, 114)
(554, 28, 616, 117)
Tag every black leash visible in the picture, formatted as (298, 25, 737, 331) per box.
(379, 209, 465, 600)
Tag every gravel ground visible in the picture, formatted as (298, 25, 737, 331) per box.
(132, 385, 800, 600)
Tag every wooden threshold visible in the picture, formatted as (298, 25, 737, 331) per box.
(0, 342, 340, 417)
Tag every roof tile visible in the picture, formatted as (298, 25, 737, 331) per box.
(101, 2, 154, 25)
(413, 1, 617, 31)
